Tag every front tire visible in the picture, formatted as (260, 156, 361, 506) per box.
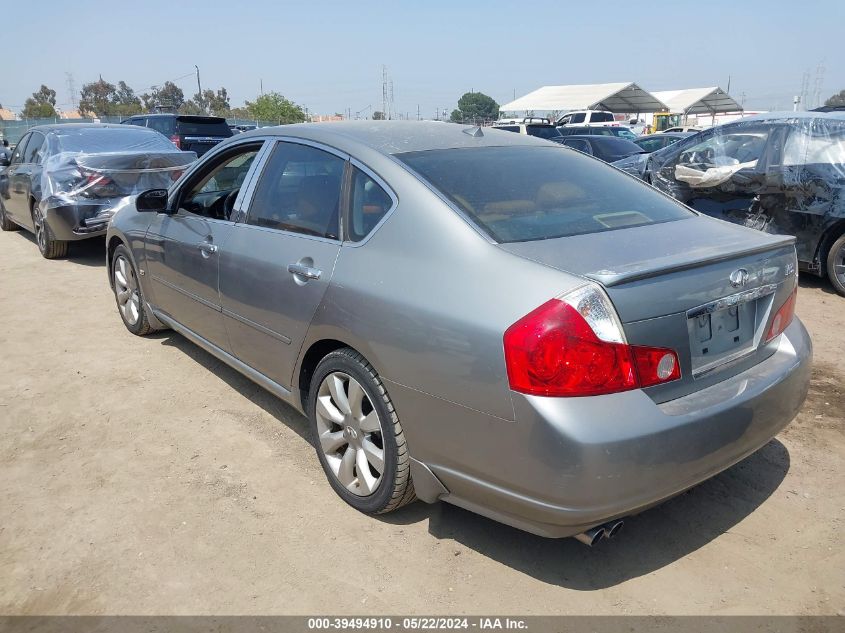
(826, 233, 845, 297)
(0, 198, 20, 231)
(308, 348, 416, 514)
(31, 204, 67, 259)
(112, 244, 155, 336)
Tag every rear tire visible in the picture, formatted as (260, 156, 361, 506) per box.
(0, 199, 20, 231)
(826, 233, 845, 297)
(308, 348, 416, 514)
(32, 204, 67, 259)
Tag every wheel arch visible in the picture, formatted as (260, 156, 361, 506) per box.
(106, 235, 126, 288)
(816, 218, 845, 277)
(297, 338, 365, 410)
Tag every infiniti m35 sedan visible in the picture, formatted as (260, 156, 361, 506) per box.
(107, 122, 811, 545)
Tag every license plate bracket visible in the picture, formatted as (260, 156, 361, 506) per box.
(686, 284, 777, 378)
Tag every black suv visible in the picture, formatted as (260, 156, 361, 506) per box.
(121, 114, 232, 156)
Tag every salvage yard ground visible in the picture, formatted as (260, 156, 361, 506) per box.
(0, 231, 843, 615)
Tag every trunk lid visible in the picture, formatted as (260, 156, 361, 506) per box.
(499, 215, 798, 402)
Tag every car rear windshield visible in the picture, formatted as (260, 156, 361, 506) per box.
(397, 146, 693, 243)
(176, 117, 233, 137)
(526, 126, 562, 139)
(56, 128, 177, 153)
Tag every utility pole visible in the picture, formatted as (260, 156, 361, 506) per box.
(417, 104, 420, 120)
(195, 65, 204, 112)
(382, 65, 388, 120)
(65, 72, 77, 111)
(813, 61, 825, 109)
(260, 79, 264, 96)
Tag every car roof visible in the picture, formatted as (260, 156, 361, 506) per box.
(27, 123, 147, 134)
(235, 121, 553, 156)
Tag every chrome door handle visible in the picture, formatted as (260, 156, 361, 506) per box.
(288, 263, 322, 280)
(197, 242, 218, 256)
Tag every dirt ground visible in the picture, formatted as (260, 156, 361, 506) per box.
(0, 230, 843, 616)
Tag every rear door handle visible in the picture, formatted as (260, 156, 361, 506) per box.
(197, 242, 218, 257)
(288, 263, 322, 280)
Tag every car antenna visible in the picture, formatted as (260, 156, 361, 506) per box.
(462, 126, 483, 138)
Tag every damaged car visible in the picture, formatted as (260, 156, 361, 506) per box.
(635, 113, 845, 296)
(0, 124, 196, 258)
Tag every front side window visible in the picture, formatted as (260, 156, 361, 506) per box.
(398, 146, 692, 243)
(673, 128, 771, 189)
(569, 113, 586, 124)
(348, 166, 393, 242)
(246, 142, 344, 239)
(10, 133, 30, 165)
(179, 145, 260, 220)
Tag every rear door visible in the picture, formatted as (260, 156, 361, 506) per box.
(219, 139, 345, 389)
(144, 141, 265, 351)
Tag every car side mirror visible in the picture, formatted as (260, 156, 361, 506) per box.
(136, 189, 170, 212)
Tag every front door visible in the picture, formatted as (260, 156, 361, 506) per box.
(220, 140, 345, 389)
(144, 142, 264, 351)
(5, 132, 41, 227)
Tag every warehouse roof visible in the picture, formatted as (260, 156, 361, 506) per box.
(500, 82, 668, 113)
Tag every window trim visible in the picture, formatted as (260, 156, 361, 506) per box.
(343, 157, 399, 246)
(238, 138, 350, 243)
(171, 140, 267, 222)
(11, 132, 31, 165)
(24, 131, 46, 165)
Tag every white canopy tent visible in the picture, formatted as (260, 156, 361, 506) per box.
(651, 87, 742, 115)
(499, 82, 669, 114)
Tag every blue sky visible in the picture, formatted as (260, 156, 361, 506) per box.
(2, 0, 842, 117)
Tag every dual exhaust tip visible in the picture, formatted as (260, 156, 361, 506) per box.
(574, 519, 625, 546)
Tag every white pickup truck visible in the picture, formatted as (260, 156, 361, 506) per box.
(556, 110, 618, 127)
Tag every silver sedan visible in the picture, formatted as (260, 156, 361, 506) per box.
(106, 122, 811, 545)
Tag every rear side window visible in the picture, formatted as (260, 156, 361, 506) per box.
(24, 132, 46, 164)
(246, 142, 344, 239)
(348, 166, 393, 242)
(146, 117, 176, 136)
(397, 146, 692, 243)
(589, 112, 615, 123)
(563, 139, 590, 153)
(526, 126, 561, 139)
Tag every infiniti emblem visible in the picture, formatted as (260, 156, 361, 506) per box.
(729, 268, 749, 288)
(344, 426, 358, 441)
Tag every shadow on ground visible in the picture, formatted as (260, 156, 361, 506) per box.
(799, 274, 838, 296)
(9, 230, 106, 268)
(153, 325, 791, 591)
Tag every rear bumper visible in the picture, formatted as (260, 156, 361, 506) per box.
(409, 318, 812, 538)
(42, 196, 132, 241)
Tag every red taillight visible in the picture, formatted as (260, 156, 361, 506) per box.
(504, 289, 681, 397)
(631, 345, 681, 388)
(169, 134, 181, 149)
(765, 287, 797, 342)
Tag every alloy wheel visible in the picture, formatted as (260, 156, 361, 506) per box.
(834, 243, 845, 288)
(33, 207, 47, 252)
(315, 371, 385, 496)
(113, 255, 141, 326)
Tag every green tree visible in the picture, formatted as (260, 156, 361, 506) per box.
(79, 78, 142, 117)
(21, 85, 58, 119)
(244, 92, 305, 123)
(228, 106, 252, 120)
(141, 81, 185, 113)
(824, 89, 845, 108)
(449, 91, 499, 124)
(182, 87, 231, 116)
(372, 111, 385, 120)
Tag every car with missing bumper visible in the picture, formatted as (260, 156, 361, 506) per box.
(106, 121, 811, 544)
(0, 124, 196, 258)
(632, 112, 845, 296)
